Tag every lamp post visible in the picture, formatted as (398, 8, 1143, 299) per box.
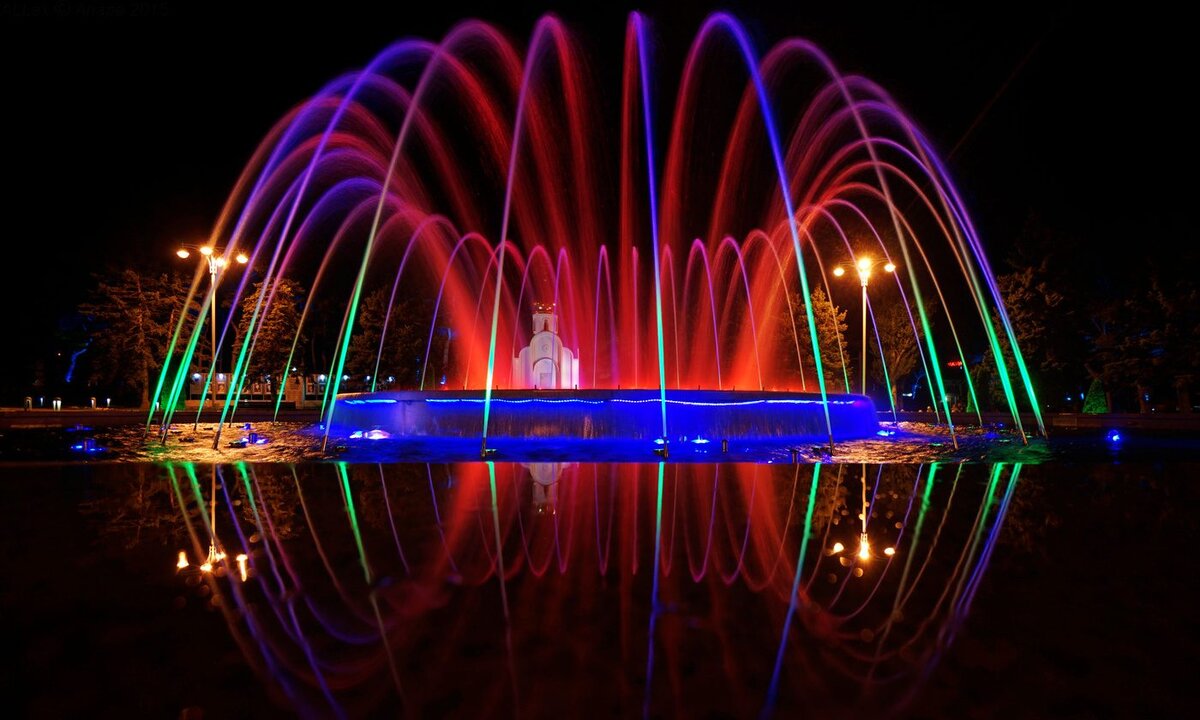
(832, 257, 895, 396)
(175, 245, 248, 390)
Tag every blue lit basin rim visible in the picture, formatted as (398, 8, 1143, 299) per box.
(330, 389, 877, 446)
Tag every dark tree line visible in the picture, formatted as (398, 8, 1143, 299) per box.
(78, 269, 191, 408)
(987, 215, 1200, 413)
(770, 214, 1198, 415)
(73, 268, 450, 407)
(345, 288, 451, 390)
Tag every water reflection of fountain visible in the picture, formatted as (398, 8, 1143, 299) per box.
(167, 461, 1022, 717)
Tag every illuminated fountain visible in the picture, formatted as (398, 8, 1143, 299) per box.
(148, 12, 1044, 455)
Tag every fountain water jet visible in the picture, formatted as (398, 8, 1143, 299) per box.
(147, 12, 1044, 453)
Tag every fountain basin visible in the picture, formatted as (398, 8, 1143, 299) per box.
(331, 389, 877, 444)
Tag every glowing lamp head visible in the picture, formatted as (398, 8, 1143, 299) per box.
(200, 562, 213, 573)
(883, 547, 896, 556)
(199, 246, 213, 256)
(176, 550, 189, 570)
(858, 533, 871, 561)
(832, 266, 845, 277)
(236, 553, 249, 582)
(235, 253, 249, 264)
(856, 257, 873, 283)
(176, 248, 190, 259)
(832, 542, 844, 553)
(884, 262, 896, 273)
(1106, 429, 1122, 443)
(214, 256, 227, 268)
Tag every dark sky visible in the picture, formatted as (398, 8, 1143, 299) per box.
(0, 0, 1191, 398)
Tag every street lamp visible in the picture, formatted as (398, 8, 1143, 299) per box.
(175, 244, 248, 380)
(832, 256, 896, 396)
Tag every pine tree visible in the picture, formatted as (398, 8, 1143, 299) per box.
(234, 278, 306, 393)
(779, 286, 851, 392)
(1081, 377, 1108, 413)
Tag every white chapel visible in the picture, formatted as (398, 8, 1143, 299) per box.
(512, 302, 580, 390)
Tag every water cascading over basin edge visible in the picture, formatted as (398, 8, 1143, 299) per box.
(330, 389, 879, 443)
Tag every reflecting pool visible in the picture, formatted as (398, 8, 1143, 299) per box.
(5, 461, 1196, 717)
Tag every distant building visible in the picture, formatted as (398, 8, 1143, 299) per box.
(184, 371, 325, 409)
(512, 302, 580, 390)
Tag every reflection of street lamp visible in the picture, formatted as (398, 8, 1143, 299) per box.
(176, 548, 250, 582)
(175, 468, 250, 581)
(175, 244, 248, 377)
(830, 464, 895, 567)
(832, 257, 896, 396)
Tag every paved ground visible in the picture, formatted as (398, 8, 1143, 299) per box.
(892, 410, 1200, 433)
(0, 407, 321, 429)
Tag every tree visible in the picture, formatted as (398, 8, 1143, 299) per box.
(1081, 377, 1108, 413)
(79, 465, 179, 549)
(982, 214, 1089, 411)
(234, 277, 306, 392)
(974, 257, 1077, 411)
(779, 286, 851, 392)
(79, 269, 190, 408)
(970, 219, 1084, 411)
(1141, 277, 1200, 412)
(1084, 299, 1132, 412)
(997, 265, 1069, 374)
(346, 288, 444, 389)
(869, 297, 932, 409)
(1094, 277, 1200, 413)
(971, 213, 1200, 413)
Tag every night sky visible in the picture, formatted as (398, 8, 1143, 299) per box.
(0, 0, 1190, 401)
